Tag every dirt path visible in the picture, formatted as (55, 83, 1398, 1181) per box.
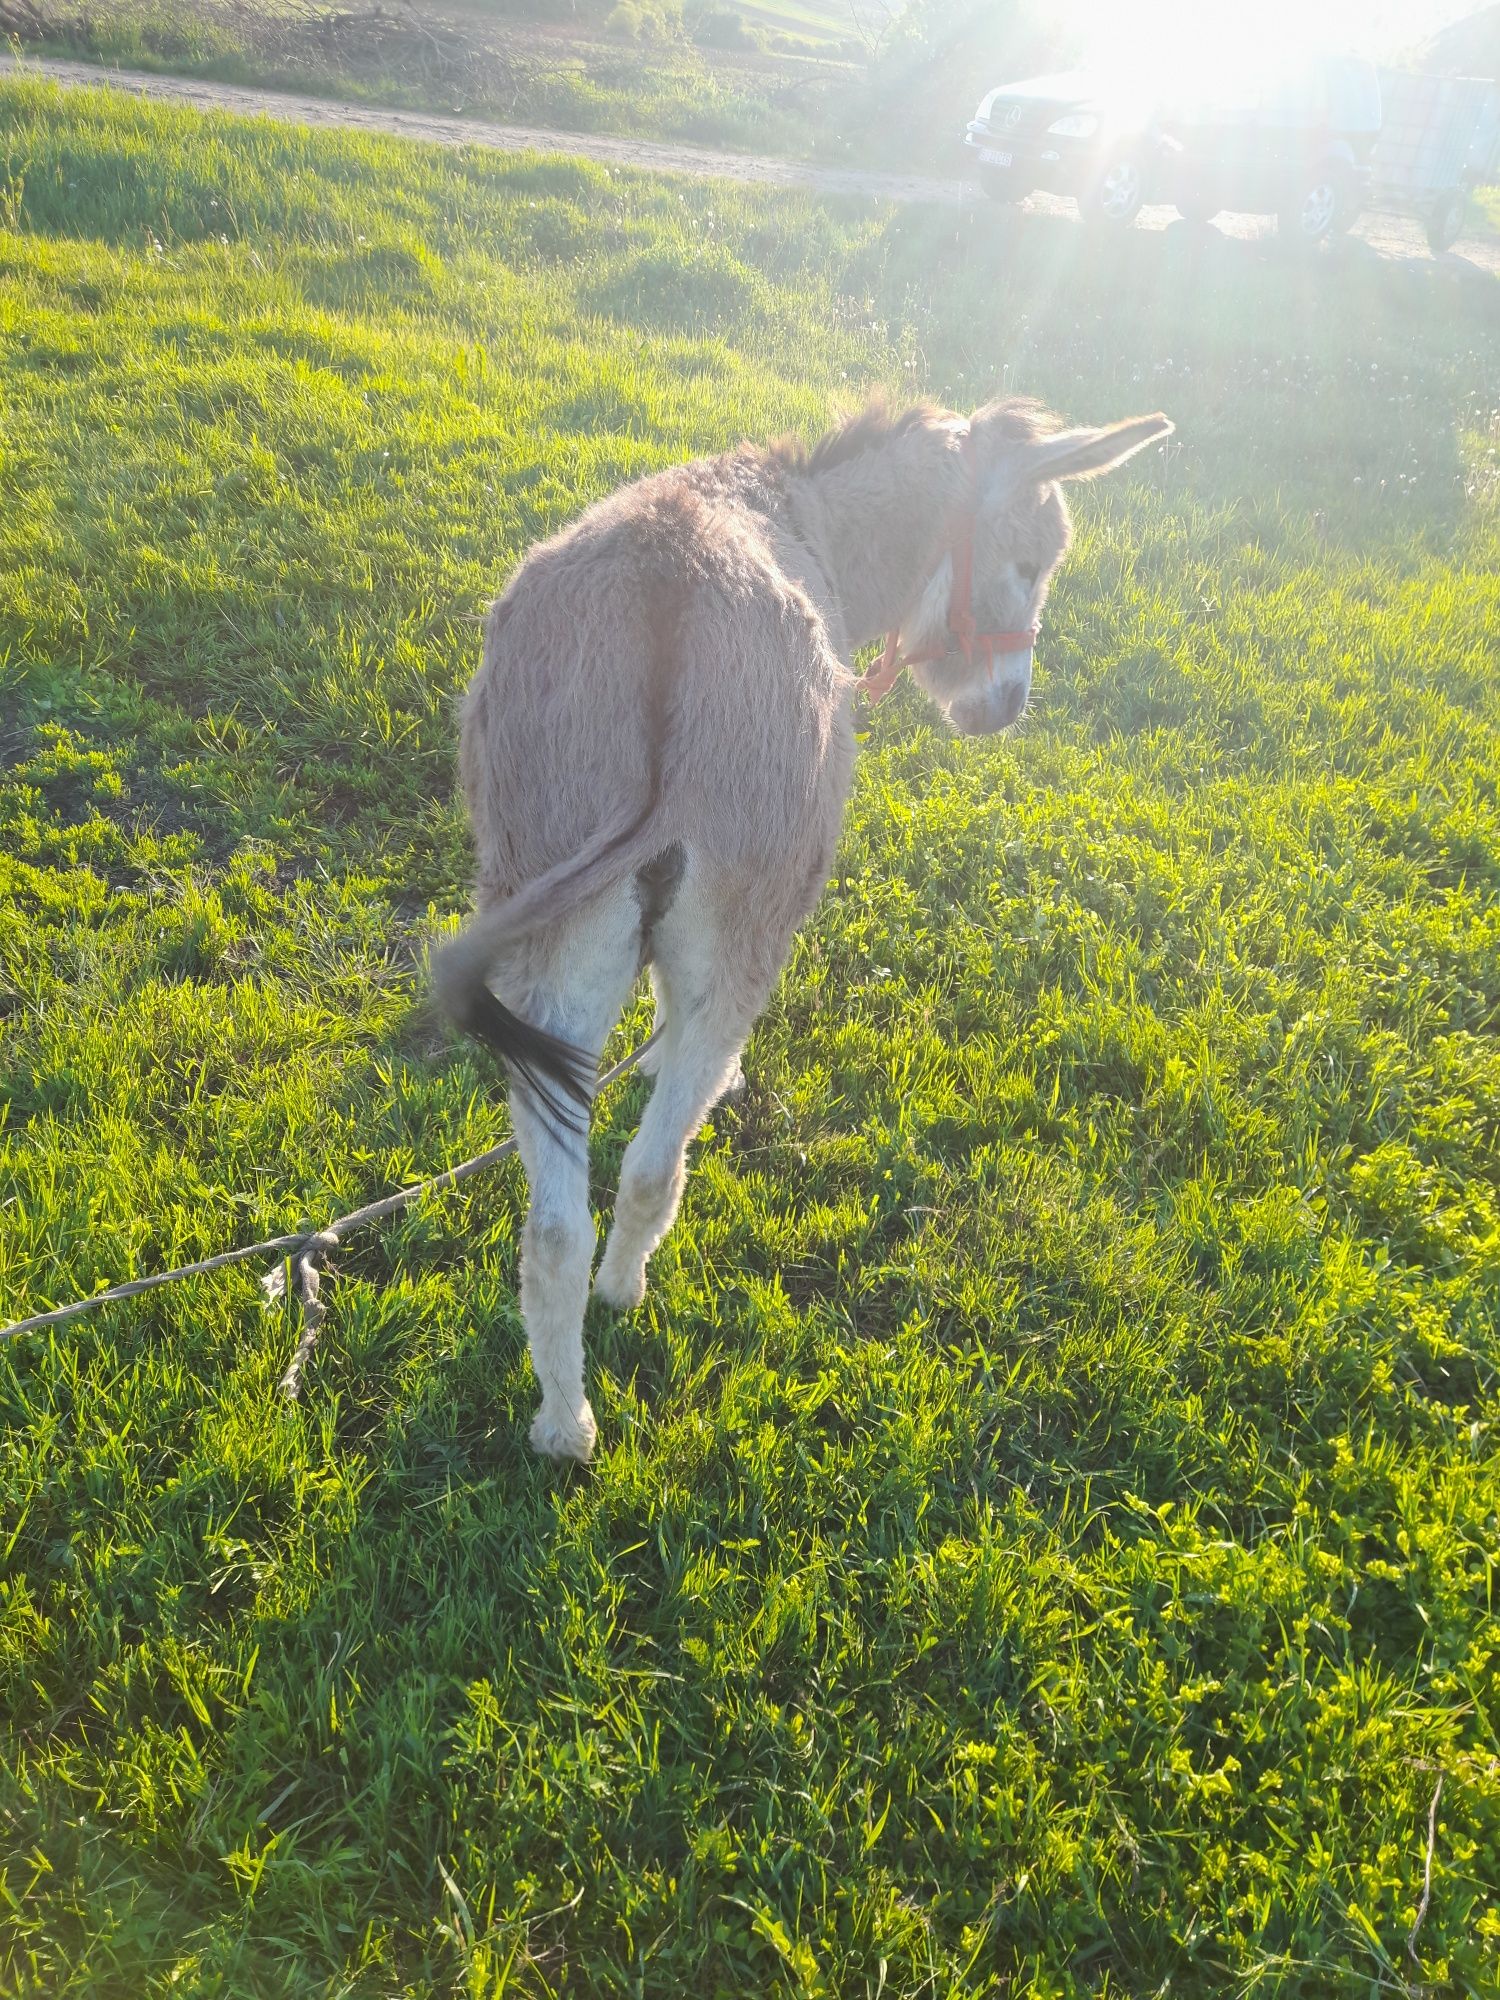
(4, 51, 963, 202)
(7, 50, 1498, 278)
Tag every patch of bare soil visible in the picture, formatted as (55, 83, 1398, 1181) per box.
(0, 0, 518, 103)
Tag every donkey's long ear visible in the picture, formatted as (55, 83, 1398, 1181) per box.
(1026, 412, 1174, 483)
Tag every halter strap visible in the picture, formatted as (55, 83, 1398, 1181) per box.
(860, 430, 1038, 705)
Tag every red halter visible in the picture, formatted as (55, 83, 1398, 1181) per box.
(860, 430, 1038, 705)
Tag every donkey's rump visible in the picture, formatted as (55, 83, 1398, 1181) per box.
(460, 472, 849, 905)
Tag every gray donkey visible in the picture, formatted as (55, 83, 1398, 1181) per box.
(435, 397, 1172, 1459)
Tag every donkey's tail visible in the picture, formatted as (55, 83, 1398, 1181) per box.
(431, 795, 669, 1130)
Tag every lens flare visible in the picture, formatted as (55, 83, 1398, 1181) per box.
(1073, 0, 1475, 89)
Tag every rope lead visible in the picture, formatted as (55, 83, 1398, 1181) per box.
(0, 1030, 661, 1399)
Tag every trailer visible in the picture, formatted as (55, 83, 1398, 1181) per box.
(1371, 69, 1500, 252)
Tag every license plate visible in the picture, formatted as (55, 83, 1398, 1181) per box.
(979, 147, 1013, 167)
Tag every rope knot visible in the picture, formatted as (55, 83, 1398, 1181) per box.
(306, 1228, 341, 1254)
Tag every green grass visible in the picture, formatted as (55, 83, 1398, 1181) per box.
(727, 0, 858, 51)
(2, 75, 1499, 2000)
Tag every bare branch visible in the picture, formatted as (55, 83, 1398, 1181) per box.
(1406, 1772, 1444, 1966)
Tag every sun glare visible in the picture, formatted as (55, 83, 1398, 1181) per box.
(1072, 0, 1476, 97)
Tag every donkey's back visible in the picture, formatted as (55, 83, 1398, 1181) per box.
(457, 450, 848, 927)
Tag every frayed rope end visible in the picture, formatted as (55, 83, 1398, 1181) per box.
(269, 1231, 341, 1402)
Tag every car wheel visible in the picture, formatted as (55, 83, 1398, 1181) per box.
(1081, 155, 1145, 226)
(979, 162, 1031, 203)
(1279, 164, 1352, 246)
(1426, 190, 1467, 254)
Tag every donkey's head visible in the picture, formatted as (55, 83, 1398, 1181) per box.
(901, 403, 1174, 737)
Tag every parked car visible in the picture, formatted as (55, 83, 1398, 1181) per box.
(1161, 56, 1382, 240)
(964, 53, 1384, 243)
(963, 70, 1166, 223)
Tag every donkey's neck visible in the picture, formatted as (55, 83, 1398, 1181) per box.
(793, 419, 969, 654)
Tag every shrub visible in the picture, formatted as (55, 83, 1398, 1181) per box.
(689, 5, 765, 51)
(605, 0, 684, 40)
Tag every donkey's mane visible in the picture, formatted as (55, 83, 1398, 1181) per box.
(974, 396, 1061, 443)
(767, 399, 953, 477)
(768, 395, 1062, 477)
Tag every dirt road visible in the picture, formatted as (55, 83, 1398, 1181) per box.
(7, 51, 1498, 277)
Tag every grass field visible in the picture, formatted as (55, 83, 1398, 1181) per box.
(1, 76, 1499, 2000)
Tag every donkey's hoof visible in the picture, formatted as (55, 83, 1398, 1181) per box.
(594, 1256, 647, 1313)
(530, 1399, 597, 1463)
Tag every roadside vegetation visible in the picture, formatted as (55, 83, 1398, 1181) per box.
(0, 0, 1074, 167)
(8, 0, 1500, 204)
(2, 75, 1499, 1999)
(4, 0, 861, 155)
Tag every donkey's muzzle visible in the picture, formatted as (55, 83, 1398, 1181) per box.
(949, 669, 1030, 737)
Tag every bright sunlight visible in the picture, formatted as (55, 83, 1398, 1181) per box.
(1074, 0, 1480, 79)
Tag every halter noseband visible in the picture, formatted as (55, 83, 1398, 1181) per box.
(860, 429, 1038, 705)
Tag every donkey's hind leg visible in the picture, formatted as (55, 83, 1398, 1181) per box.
(499, 889, 640, 1460)
(635, 966, 744, 1097)
(509, 1088, 600, 1462)
(595, 883, 781, 1311)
